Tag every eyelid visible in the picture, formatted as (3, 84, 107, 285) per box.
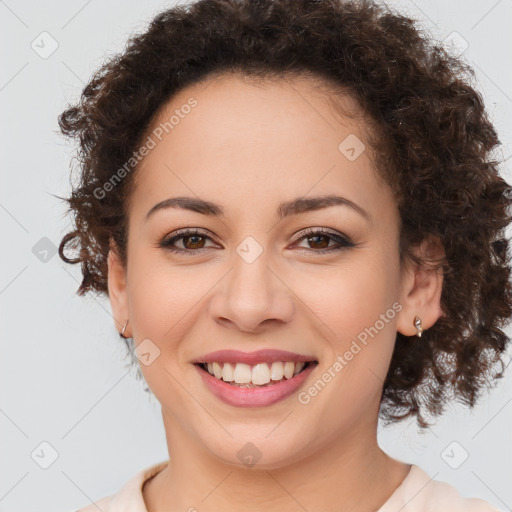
(159, 228, 218, 248)
(289, 226, 351, 245)
(159, 226, 354, 255)
(161, 227, 349, 244)
(162, 227, 219, 243)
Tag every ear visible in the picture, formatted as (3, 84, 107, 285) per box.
(396, 235, 445, 337)
(107, 239, 131, 337)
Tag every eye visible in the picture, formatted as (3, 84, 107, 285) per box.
(158, 228, 218, 255)
(158, 227, 355, 256)
(291, 227, 355, 254)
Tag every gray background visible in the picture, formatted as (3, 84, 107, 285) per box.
(1, 0, 511, 511)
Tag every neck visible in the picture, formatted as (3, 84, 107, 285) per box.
(142, 408, 410, 512)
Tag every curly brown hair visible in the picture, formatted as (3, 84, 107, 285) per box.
(56, 0, 512, 429)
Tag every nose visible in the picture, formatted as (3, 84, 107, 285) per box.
(209, 251, 295, 334)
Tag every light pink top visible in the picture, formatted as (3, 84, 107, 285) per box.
(73, 460, 502, 512)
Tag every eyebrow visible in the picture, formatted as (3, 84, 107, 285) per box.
(144, 194, 371, 223)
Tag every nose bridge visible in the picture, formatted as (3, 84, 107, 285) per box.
(210, 236, 294, 331)
(229, 240, 276, 312)
(231, 244, 273, 304)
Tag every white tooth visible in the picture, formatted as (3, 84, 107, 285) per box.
(270, 361, 284, 380)
(283, 361, 295, 379)
(234, 363, 252, 383)
(222, 363, 234, 382)
(212, 362, 222, 379)
(252, 363, 271, 385)
(293, 361, 305, 375)
(209, 361, 300, 384)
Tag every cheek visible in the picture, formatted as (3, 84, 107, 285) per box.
(299, 253, 398, 345)
(344, 261, 397, 344)
(299, 248, 400, 396)
(125, 250, 205, 347)
(125, 257, 202, 399)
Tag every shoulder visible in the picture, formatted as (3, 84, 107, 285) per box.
(381, 464, 502, 512)
(421, 476, 501, 511)
(70, 460, 169, 512)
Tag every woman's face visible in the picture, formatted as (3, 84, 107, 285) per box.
(108, 73, 433, 467)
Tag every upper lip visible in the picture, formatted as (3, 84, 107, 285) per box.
(193, 349, 318, 366)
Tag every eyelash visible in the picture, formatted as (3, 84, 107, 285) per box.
(158, 227, 355, 256)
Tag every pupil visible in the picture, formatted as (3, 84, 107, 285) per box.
(185, 235, 204, 249)
(309, 235, 328, 249)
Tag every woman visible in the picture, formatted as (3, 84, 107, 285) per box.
(58, 0, 511, 510)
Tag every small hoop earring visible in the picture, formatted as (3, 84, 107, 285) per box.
(414, 316, 423, 338)
(120, 319, 129, 339)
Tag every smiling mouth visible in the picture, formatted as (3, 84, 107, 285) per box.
(195, 360, 318, 388)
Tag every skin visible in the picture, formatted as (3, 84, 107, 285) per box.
(107, 73, 444, 512)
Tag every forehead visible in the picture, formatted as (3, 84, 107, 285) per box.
(147, 71, 369, 147)
(129, 72, 393, 224)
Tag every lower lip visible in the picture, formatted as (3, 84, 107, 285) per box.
(195, 363, 317, 407)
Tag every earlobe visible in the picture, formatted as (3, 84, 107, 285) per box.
(107, 241, 130, 337)
(396, 236, 445, 338)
